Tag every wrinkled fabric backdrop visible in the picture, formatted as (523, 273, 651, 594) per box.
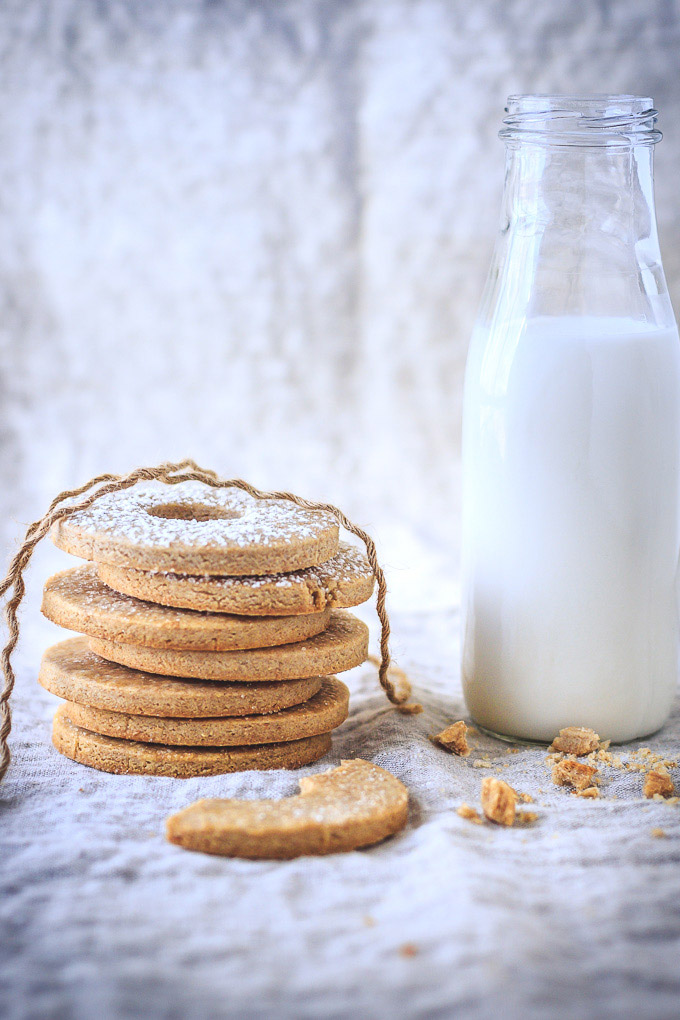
(2, 0, 680, 608)
(3, 5, 680, 1020)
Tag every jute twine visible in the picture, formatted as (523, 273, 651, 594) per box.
(0, 459, 415, 783)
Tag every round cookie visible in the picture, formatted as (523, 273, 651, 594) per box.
(97, 542, 375, 616)
(61, 677, 349, 746)
(42, 565, 330, 651)
(51, 481, 339, 576)
(52, 707, 332, 776)
(166, 759, 409, 858)
(89, 611, 369, 681)
(39, 638, 324, 717)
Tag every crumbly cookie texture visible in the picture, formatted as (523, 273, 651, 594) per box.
(165, 759, 409, 858)
(39, 638, 323, 718)
(52, 481, 339, 576)
(549, 726, 601, 755)
(583, 746, 677, 772)
(397, 702, 424, 716)
(97, 542, 375, 617)
(62, 677, 349, 748)
(643, 770, 676, 799)
(42, 565, 331, 651)
(457, 803, 483, 824)
(88, 610, 369, 682)
(480, 777, 517, 826)
(458, 779, 537, 829)
(52, 706, 332, 776)
(576, 786, 600, 799)
(431, 720, 470, 756)
(551, 759, 599, 791)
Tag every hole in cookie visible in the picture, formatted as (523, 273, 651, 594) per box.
(147, 502, 243, 523)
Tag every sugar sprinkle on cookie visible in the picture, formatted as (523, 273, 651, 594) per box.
(52, 481, 339, 575)
(97, 541, 375, 616)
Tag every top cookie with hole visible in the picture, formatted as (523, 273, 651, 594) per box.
(52, 482, 339, 576)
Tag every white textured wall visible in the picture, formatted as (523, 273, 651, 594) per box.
(2, 0, 680, 606)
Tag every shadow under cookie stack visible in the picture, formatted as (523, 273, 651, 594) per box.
(38, 482, 373, 777)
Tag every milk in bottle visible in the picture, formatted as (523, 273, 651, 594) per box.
(461, 97, 680, 742)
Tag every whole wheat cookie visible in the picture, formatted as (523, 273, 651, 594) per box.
(89, 610, 368, 681)
(39, 638, 323, 717)
(61, 677, 349, 746)
(52, 706, 332, 776)
(97, 542, 375, 616)
(52, 481, 339, 576)
(166, 758, 409, 858)
(42, 565, 330, 651)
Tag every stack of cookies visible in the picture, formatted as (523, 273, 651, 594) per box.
(38, 482, 373, 777)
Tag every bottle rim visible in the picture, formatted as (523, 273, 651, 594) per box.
(500, 94, 661, 146)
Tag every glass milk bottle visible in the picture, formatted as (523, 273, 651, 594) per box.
(461, 96, 680, 742)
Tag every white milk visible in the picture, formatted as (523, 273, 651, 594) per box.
(461, 316, 680, 742)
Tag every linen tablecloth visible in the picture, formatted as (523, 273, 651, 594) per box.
(2, 601, 680, 1020)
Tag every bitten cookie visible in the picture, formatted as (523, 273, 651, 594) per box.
(42, 565, 330, 651)
(52, 706, 332, 776)
(97, 542, 375, 616)
(61, 677, 349, 746)
(39, 638, 323, 717)
(89, 611, 369, 681)
(166, 759, 409, 858)
(52, 481, 339, 575)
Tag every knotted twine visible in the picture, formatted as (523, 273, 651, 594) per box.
(0, 459, 416, 783)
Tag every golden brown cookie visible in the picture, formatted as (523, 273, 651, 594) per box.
(52, 706, 332, 776)
(166, 759, 409, 858)
(89, 611, 368, 681)
(42, 565, 330, 651)
(52, 481, 339, 575)
(39, 638, 324, 717)
(61, 677, 348, 746)
(97, 542, 375, 616)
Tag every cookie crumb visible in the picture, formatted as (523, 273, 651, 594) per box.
(431, 721, 470, 756)
(643, 771, 676, 799)
(363, 915, 376, 927)
(651, 828, 667, 839)
(576, 786, 600, 799)
(551, 759, 598, 791)
(481, 777, 517, 826)
(457, 803, 484, 825)
(397, 702, 423, 715)
(518, 792, 534, 804)
(399, 943, 418, 958)
(472, 759, 493, 768)
(515, 810, 538, 825)
(550, 727, 600, 756)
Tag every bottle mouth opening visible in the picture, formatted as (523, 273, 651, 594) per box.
(500, 94, 661, 146)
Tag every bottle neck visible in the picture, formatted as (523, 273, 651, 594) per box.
(501, 141, 660, 269)
(481, 139, 673, 326)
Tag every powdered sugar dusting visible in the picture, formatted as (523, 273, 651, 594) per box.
(156, 542, 373, 590)
(62, 482, 336, 550)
